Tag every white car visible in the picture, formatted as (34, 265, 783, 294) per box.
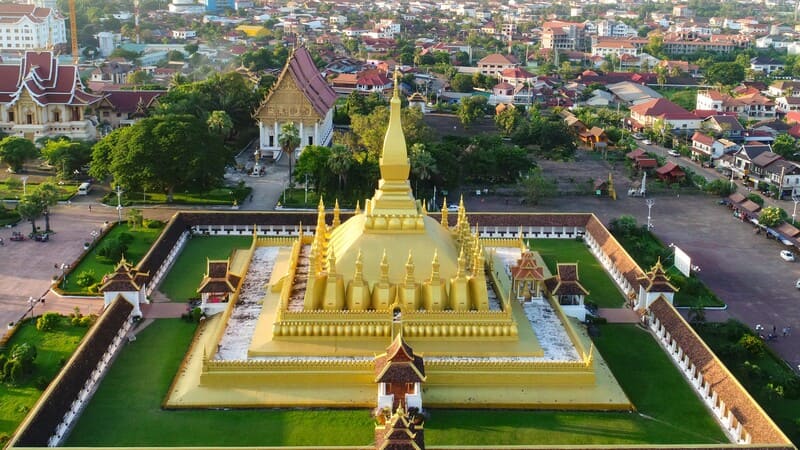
(447, 204, 459, 212)
(667, 150, 681, 157)
(780, 250, 796, 262)
(796, 278, 800, 289)
(642, 139, 652, 145)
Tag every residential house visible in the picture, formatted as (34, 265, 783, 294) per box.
(765, 159, 800, 198)
(606, 81, 662, 106)
(696, 89, 774, 120)
(776, 96, 800, 114)
(691, 131, 739, 160)
(356, 69, 392, 93)
(477, 53, 518, 77)
(578, 127, 609, 149)
(254, 46, 337, 161)
(750, 56, 785, 75)
(732, 144, 771, 179)
(626, 148, 658, 171)
(591, 39, 638, 58)
(628, 98, 700, 133)
(499, 67, 536, 88)
(749, 150, 784, 185)
(655, 162, 686, 183)
(767, 80, 800, 97)
(90, 60, 135, 85)
(92, 90, 165, 130)
(702, 115, 745, 141)
(0, 51, 101, 141)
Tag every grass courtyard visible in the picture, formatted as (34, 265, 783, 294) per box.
(0, 316, 88, 444)
(530, 238, 627, 308)
(59, 223, 163, 294)
(158, 236, 254, 301)
(65, 321, 727, 446)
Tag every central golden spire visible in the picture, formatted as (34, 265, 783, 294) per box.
(370, 68, 417, 216)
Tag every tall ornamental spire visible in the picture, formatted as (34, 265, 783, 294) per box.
(380, 68, 410, 182)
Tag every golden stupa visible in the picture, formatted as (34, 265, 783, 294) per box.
(166, 72, 630, 410)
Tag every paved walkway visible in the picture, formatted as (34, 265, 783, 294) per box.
(598, 308, 640, 323)
(140, 302, 186, 319)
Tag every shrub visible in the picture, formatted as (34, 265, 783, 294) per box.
(96, 236, 129, 263)
(35, 375, 49, 390)
(36, 312, 60, 331)
(76, 269, 97, 287)
(764, 382, 785, 399)
(190, 307, 203, 323)
(0, 354, 6, 380)
(10, 342, 37, 370)
(746, 192, 764, 206)
(6, 359, 23, 383)
(144, 219, 165, 228)
(738, 334, 765, 356)
(78, 315, 96, 327)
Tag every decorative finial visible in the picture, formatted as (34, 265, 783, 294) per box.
(354, 200, 361, 215)
(318, 196, 325, 210)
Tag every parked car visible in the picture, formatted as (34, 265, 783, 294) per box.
(667, 150, 681, 157)
(796, 278, 800, 289)
(701, 161, 714, 168)
(642, 139, 652, 145)
(633, 133, 644, 140)
(779, 250, 795, 262)
(447, 204, 459, 212)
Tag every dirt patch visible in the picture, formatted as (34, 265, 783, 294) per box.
(538, 152, 634, 196)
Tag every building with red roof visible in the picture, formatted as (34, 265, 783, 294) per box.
(92, 90, 166, 130)
(0, 4, 66, 51)
(629, 98, 700, 133)
(0, 51, 102, 141)
(254, 46, 337, 161)
(655, 161, 686, 184)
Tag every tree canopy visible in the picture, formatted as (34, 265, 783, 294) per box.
(40, 139, 92, 180)
(0, 137, 38, 173)
(457, 96, 488, 128)
(349, 105, 432, 157)
(90, 114, 227, 201)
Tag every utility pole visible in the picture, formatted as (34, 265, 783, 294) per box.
(646, 199, 655, 231)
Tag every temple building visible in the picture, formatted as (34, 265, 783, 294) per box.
(98, 258, 149, 317)
(167, 71, 629, 411)
(0, 51, 101, 141)
(253, 46, 336, 161)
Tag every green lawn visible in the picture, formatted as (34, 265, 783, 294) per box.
(65, 320, 727, 447)
(0, 180, 78, 201)
(60, 223, 163, 294)
(530, 238, 626, 308)
(0, 316, 88, 443)
(65, 319, 374, 447)
(103, 186, 252, 207)
(158, 236, 253, 301)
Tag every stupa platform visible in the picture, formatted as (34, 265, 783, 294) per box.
(246, 286, 543, 358)
(164, 311, 631, 410)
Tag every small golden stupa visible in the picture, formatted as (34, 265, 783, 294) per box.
(168, 71, 629, 410)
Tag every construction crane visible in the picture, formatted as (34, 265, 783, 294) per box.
(69, 0, 78, 64)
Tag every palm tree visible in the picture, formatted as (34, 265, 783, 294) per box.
(207, 110, 233, 140)
(410, 143, 437, 196)
(278, 122, 301, 185)
(327, 145, 353, 191)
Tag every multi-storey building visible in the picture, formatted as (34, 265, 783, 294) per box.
(541, 21, 588, 52)
(0, 4, 66, 51)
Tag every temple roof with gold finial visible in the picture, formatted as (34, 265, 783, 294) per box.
(374, 406, 425, 450)
(637, 258, 678, 293)
(510, 249, 546, 281)
(99, 257, 149, 293)
(374, 333, 426, 383)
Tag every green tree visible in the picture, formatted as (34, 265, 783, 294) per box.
(457, 96, 488, 128)
(206, 110, 234, 140)
(33, 181, 59, 232)
(327, 144, 354, 190)
(494, 106, 522, 135)
(295, 145, 333, 193)
(184, 43, 199, 55)
(519, 166, 557, 205)
(409, 143, 437, 195)
(16, 193, 44, 235)
(771, 134, 797, 159)
(350, 106, 432, 157)
(758, 206, 788, 227)
(36, 312, 60, 332)
(40, 139, 91, 180)
(127, 70, 153, 85)
(0, 137, 38, 173)
(450, 73, 474, 92)
(91, 115, 226, 201)
(279, 122, 301, 185)
(705, 62, 745, 87)
(10, 342, 37, 371)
